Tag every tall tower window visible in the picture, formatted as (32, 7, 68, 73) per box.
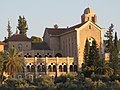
(18, 43, 22, 51)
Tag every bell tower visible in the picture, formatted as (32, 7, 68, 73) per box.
(81, 7, 97, 24)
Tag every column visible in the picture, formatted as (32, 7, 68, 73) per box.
(34, 57, 38, 79)
(24, 57, 27, 79)
(45, 57, 48, 75)
(56, 57, 59, 77)
(67, 57, 70, 73)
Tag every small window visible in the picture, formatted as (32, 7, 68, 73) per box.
(18, 43, 22, 51)
(26, 45, 29, 50)
(89, 25, 91, 29)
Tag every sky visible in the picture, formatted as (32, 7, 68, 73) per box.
(0, 0, 120, 40)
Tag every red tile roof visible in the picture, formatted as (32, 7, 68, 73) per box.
(45, 22, 86, 36)
(46, 28, 68, 35)
(5, 34, 31, 42)
(45, 22, 102, 36)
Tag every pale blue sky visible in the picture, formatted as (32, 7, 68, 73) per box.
(0, 0, 120, 40)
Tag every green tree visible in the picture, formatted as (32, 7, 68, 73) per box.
(0, 52, 4, 84)
(105, 24, 120, 75)
(4, 47, 24, 76)
(105, 24, 114, 61)
(110, 32, 119, 75)
(83, 39, 90, 66)
(54, 24, 58, 29)
(31, 36, 42, 43)
(17, 16, 28, 36)
(88, 40, 100, 67)
(34, 76, 55, 89)
(104, 24, 114, 53)
(7, 20, 12, 38)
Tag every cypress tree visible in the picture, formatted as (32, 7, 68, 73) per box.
(104, 24, 114, 53)
(7, 20, 12, 38)
(88, 40, 100, 67)
(83, 39, 90, 66)
(111, 32, 119, 75)
(17, 16, 28, 36)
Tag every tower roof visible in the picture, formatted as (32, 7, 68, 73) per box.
(84, 7, 95, 15)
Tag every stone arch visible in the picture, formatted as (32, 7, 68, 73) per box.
(31, 65, 35, 72)
(55, 53, 62, 57)
(24, 55, 27, 58)
(44, 55, 48, 57)
(63, 65, 67, 72)
(48, 65, 52, 72)
(53, 65, 56, 72)
(49, 55, 52, 57)
(18, 43, 23, 51)
(44, 53, 52, 57)
(59, 65, 62, 72)
(37, 65, 42, 72)
(28, 54, 32, 58)
(27, 65, 30, 72)
(74, 65, 78, 72)
(42, 65, 45, 72)
(34, 53, 42, 58)
(70, 65, 74, 72)
(24, 53, 32, 58)
(26, 63, 34, 72)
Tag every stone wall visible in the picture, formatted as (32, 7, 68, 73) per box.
(23, 57, 77, 80)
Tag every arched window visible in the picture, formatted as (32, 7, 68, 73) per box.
(49, 55, 52, 57)
(34, 55, 37, 57)
(55, 53, 62, 57)
(18, 43, 22, 51)
(24, 55, 27, 58)
(27, 65, 30, 72)
(45, 55, 48, 57)
(63, 65, 67, 72)
(28, 55, 32, 58)
(39, 55, 42, 58)
(26, 45, 29, 50)
(70, 65, 74, 72)
(59, 65, 62, 72)
(53, 65, 56, 72)
(42, 65, 45, 72)
(37, 65, 41, 72)
(48, 65, 52, 72)
(74, 65, 78, 72)
(31, 65, 35, 72)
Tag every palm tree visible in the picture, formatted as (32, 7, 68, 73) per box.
(95, 61, 114, 76)
(0, 52, 4, 84)
(4, 47, 25, 76)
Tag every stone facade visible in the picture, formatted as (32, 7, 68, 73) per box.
(43, 7, 104, 68)
(24, 57, 76, 79)
(4, 7, 104, 78)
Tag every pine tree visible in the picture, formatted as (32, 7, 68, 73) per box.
(88, 40, 100, 67)
(84, 39, 90, 66)
(104, 24, 114, 53)
(105, 24, 120, 75)
(110, 32, 119, 75)
(114, 32, 118, 52)
(7, 20, 12, 38)
(17, 16, 28, 36)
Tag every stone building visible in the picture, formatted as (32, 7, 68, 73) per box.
(43, 7, 104, 68)
(4, 7, 104, 78)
